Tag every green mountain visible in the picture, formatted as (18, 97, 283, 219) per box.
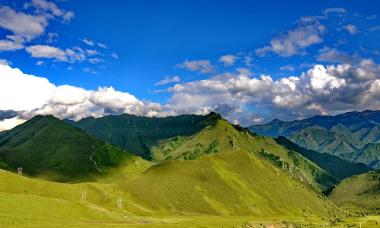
(70, 113, 218, 160)
(0, 115, 136, 181)
(329, 170, 380, 215)
(275, 137, 371, 185)
(250, 110, 380, 169)
(71, 112, 370, 191)
(0, 115, 344, 226)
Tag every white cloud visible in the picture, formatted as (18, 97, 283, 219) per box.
(317, 48, 355, 63)
(27, 0, 74, 22)
(344, 24, 357, 35)
(0, 6, 48, 40)
(256, 19, 325, 57)
(26, 45, 91, 63)
(0, 39, 24, 51)
(111, 53, 119, 59)
(86, 49, 99, 56)
(0, 63, 164, 130)
(1, 57, 380, 129)
(26, 45, 67, 61)
(88, 58, 104, 64)
(165, 58, 380, 125)
(177, 59, 215, 74)
(219, 54, 239, 66)
(97, 43, 108, 49)
(280, 65, 295, 71)
(155, 76, 181, 86)
(51, 85, 88, 105)
(81, 38, 94, 46)
(36, 60, 44, 66)
(0, 64, 56, 111)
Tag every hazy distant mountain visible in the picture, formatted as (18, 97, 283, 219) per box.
(250, 110, 380, 169)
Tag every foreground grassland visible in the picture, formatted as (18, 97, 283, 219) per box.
(0, 165, 379, 227)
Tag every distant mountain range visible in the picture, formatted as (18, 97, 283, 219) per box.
(250, 110, 380, 169)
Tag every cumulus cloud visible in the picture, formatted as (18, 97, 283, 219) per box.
(155, 76, 181, 86)
(0, 63, 163, 131)
(219, 54, 239, 66)
(1, 57, 380, 129)
(26, 45, 67, 61)
(165, 58, 380, 125)
(0, 6, 48, 41)
(177, 59, 215, 74)
(26, 45, 92, 63)
(256, 17, 325, 57)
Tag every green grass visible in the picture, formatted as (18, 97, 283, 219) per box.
(329, 170, 380, 214)
(0, 115, 136, 181)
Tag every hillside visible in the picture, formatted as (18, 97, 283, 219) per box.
(70, 112, 370, 191)
(2, 113, 379, 226)
(250, 110, 380, 169)
(151, 117, 346, 192)
(329, 170, 380, 215)
(0, 115, 139, 181)
(0, 117, 346, 226)
(71, 113, 219, 160)
(275, 137, 372, 186)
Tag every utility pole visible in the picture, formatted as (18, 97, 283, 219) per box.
(81, 190, 87, 203)
(17, 166, 23, 176)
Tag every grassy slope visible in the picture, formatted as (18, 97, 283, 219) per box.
(0, 115, 136, 181)
(329, 170, 380, 214)
(152, 119, 339, 192)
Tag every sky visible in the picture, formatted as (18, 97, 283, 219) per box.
(1, 0, 380, 130)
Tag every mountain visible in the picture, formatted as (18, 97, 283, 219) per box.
(70, 112, 220, 160)
(275, 137, 371, 187)
(0, 115, 137, 181)
(71, 112, 370, 191)
(329, 170, 380, 214)
(250, 110, 380, 169)
(0, 115, 344, 225)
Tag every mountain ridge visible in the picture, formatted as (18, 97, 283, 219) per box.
(250, 110, 380, 169)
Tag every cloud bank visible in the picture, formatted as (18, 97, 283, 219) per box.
(1, 57, 380, 130)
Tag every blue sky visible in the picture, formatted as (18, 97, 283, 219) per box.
(1, 0, 380, 129)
